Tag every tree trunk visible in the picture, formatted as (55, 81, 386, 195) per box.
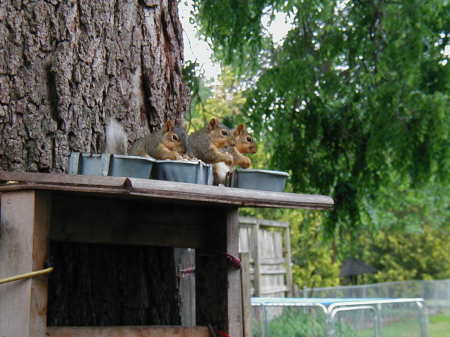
(0, 0, 189, 326)
(0, 0, 188, 172)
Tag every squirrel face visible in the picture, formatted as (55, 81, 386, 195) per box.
(208, 118, 235, 149)
(162, 121, 186, 154)
(233, 124, 257, 154)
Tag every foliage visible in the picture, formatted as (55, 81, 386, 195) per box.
(182, 60, 213, 128)
(290, 212, 340, 289)
(183, 64, 339, 288)
(182, 55, 450, 290)
(188, 67, 247, 130)
(354, 181, 450, 282)
(360, 224, 450, 283)
(183, 5, 450, 287)
(194, 0, 450, 236)
(253, 307, 359, 337)
(361, 181, 450, 233)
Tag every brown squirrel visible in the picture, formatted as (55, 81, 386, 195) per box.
(105, 119, 188, 160)
(188, 118, 235, 165)
(213, 124, 257, 184)
(129, 120, 187, 160)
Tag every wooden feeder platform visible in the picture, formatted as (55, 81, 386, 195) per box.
(0, 171, 333, 337)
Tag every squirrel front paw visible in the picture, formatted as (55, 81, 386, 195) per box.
(238, 157, 251, 169)
(223, 153, 233, 166)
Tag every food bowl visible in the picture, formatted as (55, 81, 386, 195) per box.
(68, 152, 111, 176)
(228, 168, 289, 192)
(109, 154, 155, 178)
(68, 152, 155, 179)
(152, 160, 213, 185)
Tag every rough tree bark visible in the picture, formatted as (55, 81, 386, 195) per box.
(0, 0, 189, 326)
(0, 0, 188, 172)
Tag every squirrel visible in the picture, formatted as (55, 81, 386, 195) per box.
(188, 118, 235, 165)
(213, 123, 257, 185)
(105, 119, 128, 155)
(129, 120, 187, 160)
(105, 119, 188, 160)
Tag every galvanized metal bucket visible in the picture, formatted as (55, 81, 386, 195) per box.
(228, 168, 289, 192)
(68, 152, 155, 179)
(152, 160, 213, 185)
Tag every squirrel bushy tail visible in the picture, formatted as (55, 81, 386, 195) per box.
(105, 119, 128, 155)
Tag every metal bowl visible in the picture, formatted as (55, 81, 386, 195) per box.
(152, 160, 213, 185)
(68, 152, 155, 179)
(228, 168, 289, 192)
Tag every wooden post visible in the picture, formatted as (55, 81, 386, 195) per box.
(284, 226, 293, 297)
(240, 253, 252, 337)
(175, 248, 196, 327)
(226, 209, 243, 337)
(252, 220, 262, 297)
(0, 191, 51, 337)
(196, 207, 243, 337)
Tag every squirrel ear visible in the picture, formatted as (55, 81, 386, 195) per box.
(175, 118, 186, 129)
(234, 124, 245, 135)
(165, 120, 174, 131)
(208, 118, 219, 130)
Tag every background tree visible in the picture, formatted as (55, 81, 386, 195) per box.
(185, 64, 341, 289)
(186, 0, 449, 286)
(0, 0, 189, 325)
(193, 0, 449, 237)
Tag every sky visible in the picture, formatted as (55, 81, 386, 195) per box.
(178, 1, 293, 81)
(178, 1, 221, 80)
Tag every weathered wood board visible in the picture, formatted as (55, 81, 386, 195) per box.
(239, 217, 292, 297)
(0, 171, 334, 210)
(0, 171, 333, 337)
(0, 191, 51, 337)
(47, 326, 210, 337)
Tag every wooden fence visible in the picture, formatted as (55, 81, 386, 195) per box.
(238, 216, 293, 297)
(176, 216, 293, 328)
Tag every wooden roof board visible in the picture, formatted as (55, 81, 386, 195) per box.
(0, 171, 334, 210)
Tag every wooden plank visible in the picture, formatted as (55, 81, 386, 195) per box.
(129, 178, 333, 209)
(226, 209, 243, 337)
(252, 221, 262, 297)
(240, 216, 289, 228)
(0, 191, 51, 337)
(259, 257, 286, 265)
(0, 170, 129, 188)
(259, 269, 287, 275)
(175, 248, 196, 327)
(0, 171, 334, 210)
(284, 226, 293, 296)
(258, 218, 289, 228)
(196, 214, 228, 332)
(49, 194, 220, 249)
(260, 286, 289, 294)
(240, 253, 252, 337)
(31, 192, 52, 337)
(196, 208, 243, 336)
(47, 326, 210, 337)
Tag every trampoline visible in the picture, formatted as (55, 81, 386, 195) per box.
(251, 297, 428, 337)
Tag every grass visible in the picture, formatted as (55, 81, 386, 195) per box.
(252, 309, 450, 337)
(429, 312, 450, 337)
(357, 311, 450, 337)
